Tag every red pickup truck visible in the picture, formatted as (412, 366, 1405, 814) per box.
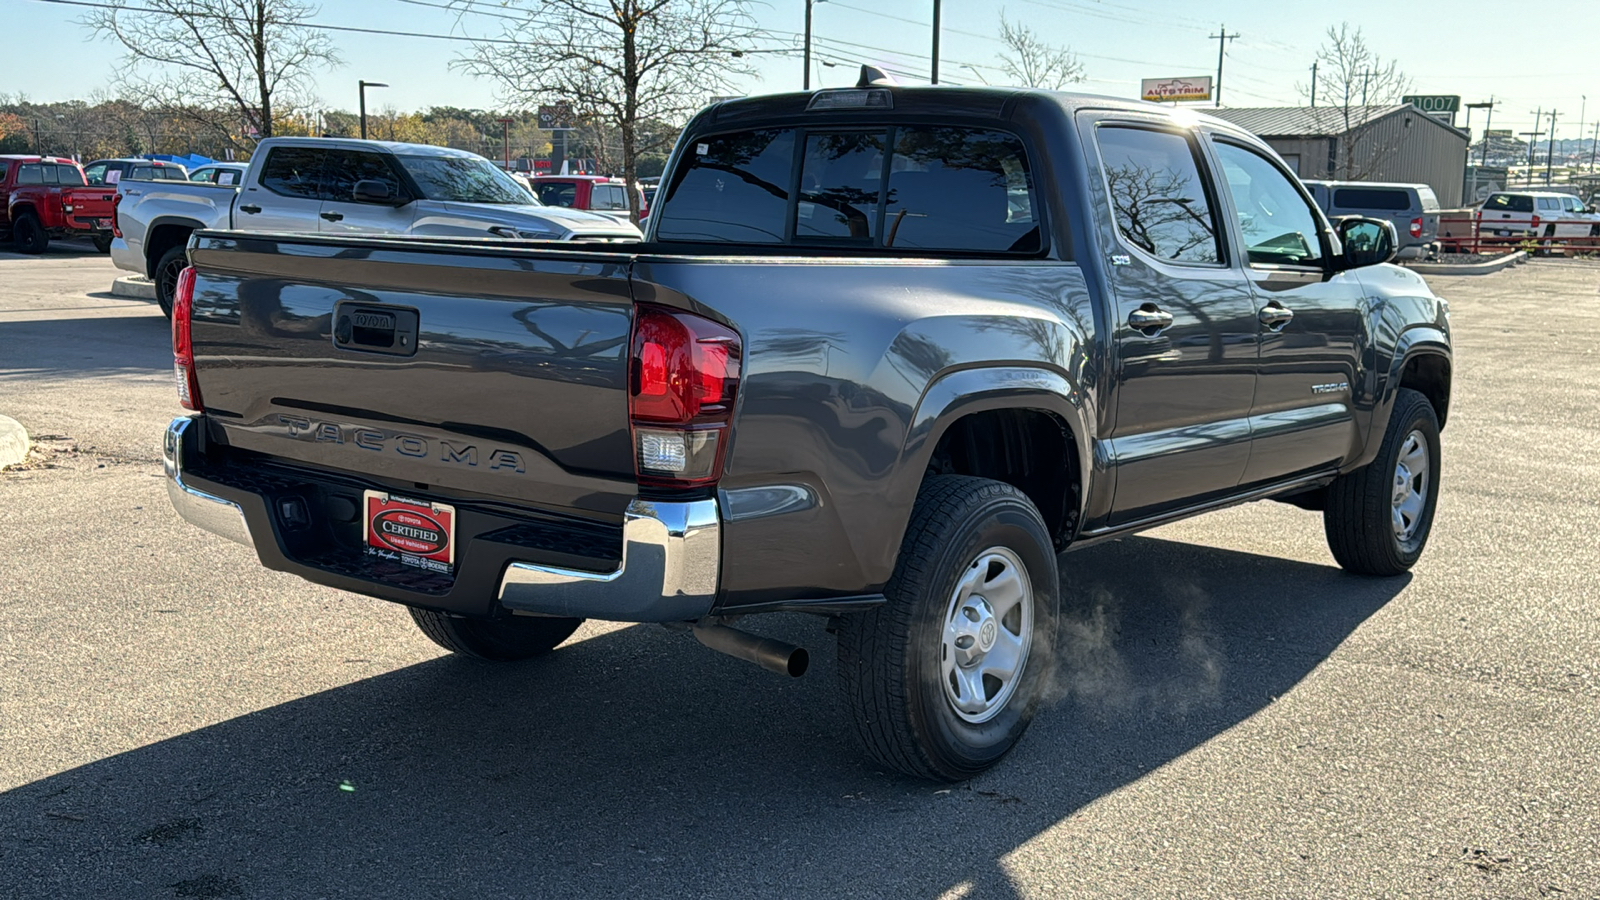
(1, 155, 117, 253)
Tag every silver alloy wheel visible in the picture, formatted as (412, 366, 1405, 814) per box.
(940, 546, 1033, 724)
(1391, 429, 1430, 542)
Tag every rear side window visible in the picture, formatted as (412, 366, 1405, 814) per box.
(56, 165, 85, 186)
(157, 167, 186, 180)
(1332, 188, 1410, 211)
(654, 125, 1038, 252)
(1416, 187, 1440, 211)
(1483, 193, 1533, 213)
(1095, 126, 1220, 264)
(260, 147, 326, 199)
(17, 165, 42, 185)
(323, 150, 402, 201)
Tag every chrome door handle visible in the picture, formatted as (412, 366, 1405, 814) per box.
(1258, 302, 1294, 330)
(238, 204, 261, 214)
(1128, 305, 1174, 335)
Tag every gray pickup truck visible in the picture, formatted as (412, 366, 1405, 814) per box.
(162, 78, 1452, 781)
(112, 137, 642, 314)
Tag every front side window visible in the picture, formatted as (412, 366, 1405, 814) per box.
(1095, 126, 1220, 264)
(84, 164, 107, 184)
(190, 169, 212, 182)
(323, 150, 403, 201)
(1214, 142, 1324, 267)
(395, 155, 530, 204)
(536, 182, 575, 207)
(260, 147, 326, 199)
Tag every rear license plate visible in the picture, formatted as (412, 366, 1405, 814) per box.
(94, 219, 110, 228)
(363, 491, 456, 574)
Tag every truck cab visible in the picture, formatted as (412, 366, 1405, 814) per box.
(531, 174, 647, 222)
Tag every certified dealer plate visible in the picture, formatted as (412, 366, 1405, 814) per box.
(363, 491, 456, 574)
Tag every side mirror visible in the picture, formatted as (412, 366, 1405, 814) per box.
(1335, 216, 1398, 269)
(353, 179, 405, 205)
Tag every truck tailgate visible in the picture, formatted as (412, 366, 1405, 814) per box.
(65, 186, 115, 228)
(187, 233, 640, 521)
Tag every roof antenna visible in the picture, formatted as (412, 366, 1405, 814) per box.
(857, 65, 897, 88)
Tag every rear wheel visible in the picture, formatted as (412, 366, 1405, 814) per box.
(1323, 388, 1441, 575)
(409, 607, 584, 661)
(836, 475, 1059, 781)
(153, 245, 187, 317)
(13, 213, 47, 254)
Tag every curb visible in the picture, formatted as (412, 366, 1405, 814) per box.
(0, 415, 29, 469)
(112, 275, 157, 300)
(1405, 250, 1527, 277)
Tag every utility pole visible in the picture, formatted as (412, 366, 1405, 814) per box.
(1579, 95, 1587, 171)
(931, 0, 941, 84)
(1309, 61, 1318, 107)
(498, 117, 514, 171)
(1209, 24, 1239, 106)
(1545, 108, 1559, 185)
(1591, 121, 1599, 172)
(1478, 98, 1495, 166)
(1358, 70, 1376, 105)
(803, 0, 815, 90)
(359, 79, 388, 141)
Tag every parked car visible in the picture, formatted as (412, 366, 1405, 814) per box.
(0, 155, 116, 253)
(1301, 180, 1440, 259)
(531, 174, 647, 221)
(111, 137, 643, 314)
(1476, 190, 1600, 240)
(83, 158, 189, 185)
(187, 162, 250, 185)
(160, 80, 1451, 782)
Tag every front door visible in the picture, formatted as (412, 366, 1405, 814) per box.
(317, 148, 417, 234)
(1085, 120, 1260, 525)
(1207, 138, 1366, 486)
(243, 146, 328, 232)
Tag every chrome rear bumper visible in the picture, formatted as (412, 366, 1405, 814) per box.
(164, 416, 252, 546)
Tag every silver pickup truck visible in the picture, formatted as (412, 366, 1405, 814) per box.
(111, 137, 642, 314)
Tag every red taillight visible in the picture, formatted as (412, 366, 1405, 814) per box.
(1530, 215, 1541, 230)
(171, 265, 203, 411)
(111, 192, 123, 238)
(1409, 217, 1423, 238)
(628, 304, 740, 488)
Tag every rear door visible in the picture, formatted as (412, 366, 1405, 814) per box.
(1083, 117, 1260, 524)
(243, 145, 328, 232)
(1208, 137, 1365, 485)
(317, 148, 417, 234)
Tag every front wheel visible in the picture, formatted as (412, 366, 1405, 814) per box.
(1324, 388, 1442, 575)
(409, 607, 584, 661)
(836, 476, 1059, 782)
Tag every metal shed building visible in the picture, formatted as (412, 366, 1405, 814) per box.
(1207, 105, 1470, 207)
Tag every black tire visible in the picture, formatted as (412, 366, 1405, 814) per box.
(153, 245, 187, 318)
(13, 213, 48, 254)
(91, 233, 113, 254)
(1324, 388, 1441, 576)
(408, 607, 583, 661)
(836, 475, 1059, 782)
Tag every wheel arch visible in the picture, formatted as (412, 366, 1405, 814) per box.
(1355, 330, 1451, 470)
(898, 367, 1092, 550)
(142, 216, 205, 276)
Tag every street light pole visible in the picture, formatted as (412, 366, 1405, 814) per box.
(359, 80, 388, 140)
(498, 117, 514, 170)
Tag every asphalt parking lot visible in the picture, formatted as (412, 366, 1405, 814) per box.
(2, 246, 1598, 899)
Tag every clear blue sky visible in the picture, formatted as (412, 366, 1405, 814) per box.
(5, 0, 1598, 142)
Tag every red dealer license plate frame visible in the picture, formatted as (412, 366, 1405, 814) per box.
(363, 491, 457, 574)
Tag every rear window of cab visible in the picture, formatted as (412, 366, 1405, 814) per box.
(653, 125, 1042, 254)
(1483, 193, 1534, 213)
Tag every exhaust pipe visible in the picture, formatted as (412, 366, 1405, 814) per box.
(692, 623, 809, 677)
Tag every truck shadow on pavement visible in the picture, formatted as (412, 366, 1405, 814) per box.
(0, 312, 169, 380)
(0, 536, 1407, 899)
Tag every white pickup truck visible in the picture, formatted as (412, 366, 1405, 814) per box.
(111, 137, 643, 314)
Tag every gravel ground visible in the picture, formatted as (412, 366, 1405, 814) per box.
(2, 248, 1598, 899)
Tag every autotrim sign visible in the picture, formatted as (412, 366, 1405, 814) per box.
(1142, 76, 1213, 103)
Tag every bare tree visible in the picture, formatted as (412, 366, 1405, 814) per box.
(84, 0, 340, 144)
(1303, 23, 1411, 179)
(454, 0, 758, 222)
(995, 12, 1084, 91)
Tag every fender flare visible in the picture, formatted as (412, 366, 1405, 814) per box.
(895, 365, 1095, 535)
(1356, 327, 1451, 469)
